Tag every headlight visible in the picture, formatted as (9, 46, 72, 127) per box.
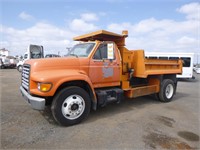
(38, 83, 52, 92)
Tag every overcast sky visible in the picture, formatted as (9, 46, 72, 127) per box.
(1, 0, 200, 62)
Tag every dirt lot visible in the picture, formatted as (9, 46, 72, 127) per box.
(1, 69, 200, 149)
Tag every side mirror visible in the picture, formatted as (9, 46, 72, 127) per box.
(107, 43, 114, 60)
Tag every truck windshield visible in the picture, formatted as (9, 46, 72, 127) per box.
(67, 43, 95, 57)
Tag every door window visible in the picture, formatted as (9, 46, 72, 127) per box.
(93, 43, 115, 60)
(93, 43, 107, 60)
(181, 57, 191, 67)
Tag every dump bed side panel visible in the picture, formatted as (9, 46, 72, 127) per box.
(131, 50, 182, 78)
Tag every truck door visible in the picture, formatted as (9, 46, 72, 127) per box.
(28, 44, 44, 59)
(89, 42, 121, 88)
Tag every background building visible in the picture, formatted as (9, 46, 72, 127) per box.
(0, 48, 9, 57)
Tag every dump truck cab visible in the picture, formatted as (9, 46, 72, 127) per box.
(20, 30, 182, 126)
(66, 41, 121, 88)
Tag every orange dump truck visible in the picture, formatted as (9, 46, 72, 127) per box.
(20, 30, 182, 126)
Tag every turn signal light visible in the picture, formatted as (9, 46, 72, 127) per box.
(38, 83, 52, 92)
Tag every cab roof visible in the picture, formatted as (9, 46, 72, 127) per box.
(73, 30, 128, 46)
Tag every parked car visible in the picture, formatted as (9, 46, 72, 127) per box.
(194, 64, 200, 74)
(1, 56, 10, 68)
(1, 56, 17, 69)
(7, 56, 17, 68)
(45, 54, 60, 58)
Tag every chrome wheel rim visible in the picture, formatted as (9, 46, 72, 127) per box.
(62, 95, 85, 120)
(19, 66, 22, 72)
(165, 84, 174, 99)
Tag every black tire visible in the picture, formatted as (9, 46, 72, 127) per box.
(0, 65, 4, 69)
(51, 86, 91, 126)
(158, 79, 175, 102)
(17, 65, 23, 72)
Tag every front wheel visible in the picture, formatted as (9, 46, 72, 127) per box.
(17, 65, 23, 72)
(158, 79, 175, 102)
(51, 86, 91, 126)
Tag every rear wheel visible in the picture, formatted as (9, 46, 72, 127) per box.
(158, 79, 175, 102)
(51, 86, 91, 126)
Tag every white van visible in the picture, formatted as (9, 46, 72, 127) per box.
(145, 52, 195, 79)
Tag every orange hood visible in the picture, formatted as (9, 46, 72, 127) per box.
(25, 57, 82, 72)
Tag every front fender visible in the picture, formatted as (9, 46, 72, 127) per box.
(30, 70, 95, 98)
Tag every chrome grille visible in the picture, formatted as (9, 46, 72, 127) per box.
(22, 65, 30, 91)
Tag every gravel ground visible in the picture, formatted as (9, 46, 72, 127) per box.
(1, 69, 200, 149)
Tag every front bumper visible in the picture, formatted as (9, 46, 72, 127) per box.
(20, 86, 45, 110)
